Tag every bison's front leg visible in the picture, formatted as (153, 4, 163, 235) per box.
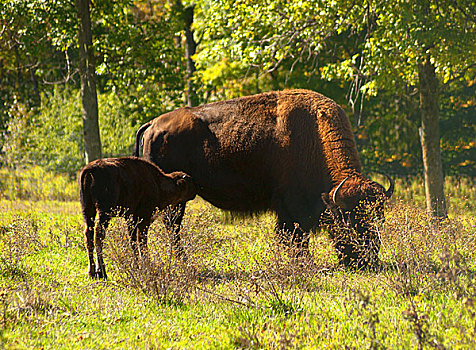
(162, 203, 187, 259)
(127, 215, 151, 259)
(276, 220, 311, 259)
(137, 219, 151, 258)
(275, 191, 316, 259)
(94, 213, 110, 279)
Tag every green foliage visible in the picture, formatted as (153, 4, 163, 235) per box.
(0, 167, 77, 201)
(440, 82, 476, 175)
(0, 0, 77, 108)
(0, 0, 475, 178)
(1, 87, 140, 173)
(92, 0, 186, 120)
(0, 0, 187, 130)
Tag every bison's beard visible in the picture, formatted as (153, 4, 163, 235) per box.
(322, 210, 382, 269)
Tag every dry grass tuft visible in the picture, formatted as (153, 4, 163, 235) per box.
(381, 200, 476, 297)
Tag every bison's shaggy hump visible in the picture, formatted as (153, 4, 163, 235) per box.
(277, 89, 362, 183)
(191, 89, 361, 184)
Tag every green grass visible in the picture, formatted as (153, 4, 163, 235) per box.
(0, 176, 475, 349)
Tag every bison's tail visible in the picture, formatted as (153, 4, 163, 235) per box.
(79, 169, 96, 227)
(134, 122, 152, 157)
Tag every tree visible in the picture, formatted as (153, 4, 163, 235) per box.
(174, 1, 199, 107)
(355, 0, 475, 219)
(75, 0, 102, 163)
(0, 1, 76, 112)
(95, 0, 187, 119)
(418, 55, 446, 219)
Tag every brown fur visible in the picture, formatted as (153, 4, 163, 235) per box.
(79, 156, 196, 279)
(135, 89, 393, 267)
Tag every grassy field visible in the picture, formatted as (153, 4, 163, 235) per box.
(0, 174, 475, 349)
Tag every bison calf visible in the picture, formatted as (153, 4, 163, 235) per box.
(79, 157, 196, 279)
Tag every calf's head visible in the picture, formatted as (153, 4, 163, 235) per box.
(161, 172, 197, 206)
(321, 175, 394, 268)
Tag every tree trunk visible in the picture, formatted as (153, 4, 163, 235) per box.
(418, 55, 447, 220)
(28, 62, 41, 107)
(76, 0, 101, 164)
(182, 4, 199, 107)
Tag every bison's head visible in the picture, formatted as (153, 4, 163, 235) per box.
(321, 175, 394, 269)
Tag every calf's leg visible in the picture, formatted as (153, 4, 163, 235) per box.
(84, 219, 96, 278)
(94, 212, 110, 279)
(81, 203, 97, 278)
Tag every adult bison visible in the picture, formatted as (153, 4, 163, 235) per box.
(134, 89, 393, 268)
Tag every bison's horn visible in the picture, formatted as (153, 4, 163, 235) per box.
(332, 177, 349, 204)
(383, 174, 394, 199)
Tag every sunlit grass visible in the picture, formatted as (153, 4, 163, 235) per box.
(0, 174, 475, 348)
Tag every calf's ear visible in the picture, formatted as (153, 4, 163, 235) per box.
(176, 176, 193, 192)
(177, 178, 187, 190)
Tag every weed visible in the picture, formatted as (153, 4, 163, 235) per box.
(0, 215, 45, 280)
(234, 324, 263, 349)
(404, 299, 445, 350)
(106, 215, 198, 306)
(381, 201, 475, 298)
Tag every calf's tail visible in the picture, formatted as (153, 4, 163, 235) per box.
(79, 169, 96, 227)
(134, 122, 152, 157)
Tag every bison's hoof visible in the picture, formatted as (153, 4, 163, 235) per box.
(341, 257, 380, 271)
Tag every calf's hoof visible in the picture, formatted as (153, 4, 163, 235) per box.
(95, 268, 107, 280)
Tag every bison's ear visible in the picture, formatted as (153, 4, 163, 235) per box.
(321, 193, 333, 208)
(322, 192, 346, 222)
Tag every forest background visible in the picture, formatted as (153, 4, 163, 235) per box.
(0, 0, 474, 181)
